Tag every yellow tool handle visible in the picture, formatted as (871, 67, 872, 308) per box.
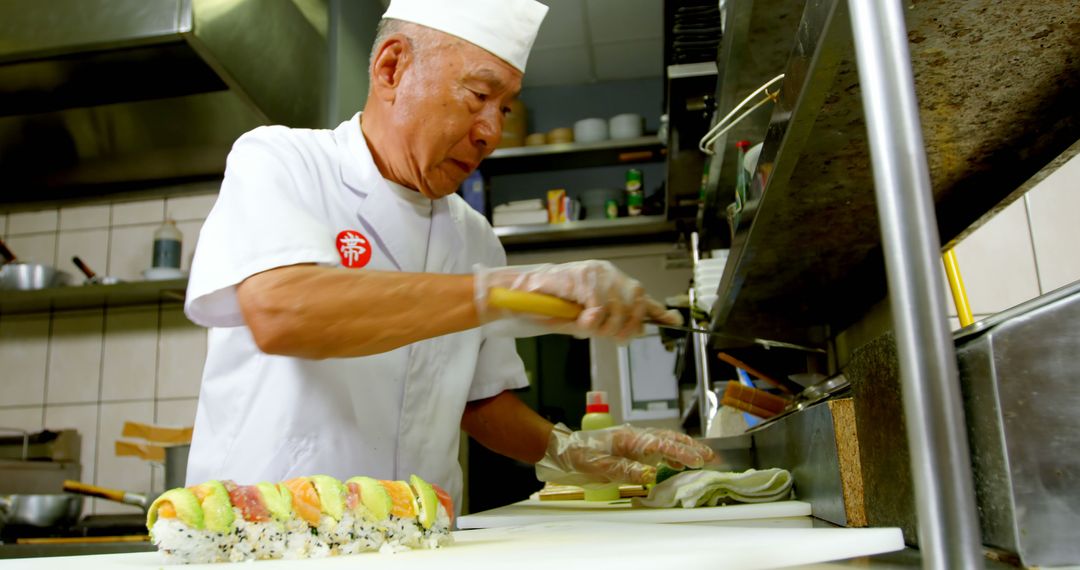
(488, 288, 583, 320)
(63, 479, 127, 502)
(942, 249, 974, 327)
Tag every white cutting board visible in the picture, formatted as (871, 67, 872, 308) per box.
(457, 498, 813, 528)
(0, 520, 904, 570)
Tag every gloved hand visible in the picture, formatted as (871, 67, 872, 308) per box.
(474, 261, 683, 339)
(535, 423, 717, 488)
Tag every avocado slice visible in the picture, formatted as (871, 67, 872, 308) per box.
(346, 476, 391, 522)
(409, 474, 438, 529)
(256, 482, 292, 521)
(276, 482, 293, 513)
(310, 475, 346, 521)
(193, 480, 235, 533)
(147, 488, 204, 532)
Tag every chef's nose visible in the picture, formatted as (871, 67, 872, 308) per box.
(472, 107, 503, 152)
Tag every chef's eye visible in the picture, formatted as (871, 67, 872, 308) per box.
(501, 106, 512, 116)
(471, 90, 487, 102)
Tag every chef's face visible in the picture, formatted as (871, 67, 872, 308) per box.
(393, 36, 522, 199)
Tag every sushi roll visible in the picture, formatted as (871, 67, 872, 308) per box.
(146, 473, 453, 564)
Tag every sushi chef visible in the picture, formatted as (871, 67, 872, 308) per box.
(183, 0, 714, 511)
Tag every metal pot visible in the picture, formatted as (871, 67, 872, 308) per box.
(0, 238, 71, 291)
(164, 444, 190, 490)
(0, 494, 83, 528)
(62, 480, 159, 513)
(0, 263, 72, 290)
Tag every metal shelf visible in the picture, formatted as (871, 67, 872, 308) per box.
(481, 136, 665, 176)
(708, 0, 1080, 348)
(0, 279, 187, 315)
(495, 215, 675, 250)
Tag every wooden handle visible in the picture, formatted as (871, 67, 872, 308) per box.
(488, 288, 583, 320)
(723, 381, 789, 415)
(717, 352, 800, 395)
(0, 238, 17, 264)
(721, 395, 778, 419)
(63, 479, 127, 502)
(72, 256, 96, 279)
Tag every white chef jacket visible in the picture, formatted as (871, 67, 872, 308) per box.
(183, 113, 529, 510)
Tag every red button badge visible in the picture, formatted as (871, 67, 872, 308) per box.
(336, 230, 372, 268)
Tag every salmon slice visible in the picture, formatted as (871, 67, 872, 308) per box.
(378, 480, 417, 518)
(283, 477, 322, 526)
(431, 483, 454, 526)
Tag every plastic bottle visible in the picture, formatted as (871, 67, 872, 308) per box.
(152, 219, 183, 269)
(581, 391, 621, 502)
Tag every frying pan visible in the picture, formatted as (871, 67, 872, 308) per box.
(0, 238, 71, 290)
(0, 494, 83, 528)
(62, 480, 158, 513)
(72, 256, 121, 285)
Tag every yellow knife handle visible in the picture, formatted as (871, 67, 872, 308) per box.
(488, 288, 583, 320)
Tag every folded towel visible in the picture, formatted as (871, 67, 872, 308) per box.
(636, 468, 793, 508)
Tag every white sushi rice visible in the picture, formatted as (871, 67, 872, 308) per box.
(381, 514, 424, 549)
(228, 509, 288, 562)
(151, 518, 236, 564)
(420, 505, 455, 549)
(151, 506, 452, 563)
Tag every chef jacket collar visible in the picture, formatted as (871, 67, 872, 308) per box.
(336, 113, 466, 274)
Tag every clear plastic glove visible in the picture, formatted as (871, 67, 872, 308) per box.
(535, 423, 717, 488)
(474, 261, 683, 339)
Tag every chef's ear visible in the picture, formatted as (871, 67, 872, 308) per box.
(370, 34, 412, 102)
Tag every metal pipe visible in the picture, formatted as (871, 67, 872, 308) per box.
(689, 232, 713, 436)
(847, 1, 984, 568)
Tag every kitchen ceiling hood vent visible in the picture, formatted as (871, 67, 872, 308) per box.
(0, 0, 328, 203)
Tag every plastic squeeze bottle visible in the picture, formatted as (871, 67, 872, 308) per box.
(582, 391, 621, 502)
(152, 219, 183, 269)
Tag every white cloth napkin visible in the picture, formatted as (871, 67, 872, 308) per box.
(636, 468, 793, 508)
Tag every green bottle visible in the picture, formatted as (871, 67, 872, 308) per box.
(582, 391, 621, 502)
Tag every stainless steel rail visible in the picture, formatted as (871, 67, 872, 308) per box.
(847, 1, 983, 568)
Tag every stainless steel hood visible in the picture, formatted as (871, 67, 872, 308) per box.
(0, 0, 328, 203)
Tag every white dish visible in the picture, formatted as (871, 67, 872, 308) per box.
(142, 267, 185, 281)
(573, 118, 608, 143)
(609, 113, 645, 139)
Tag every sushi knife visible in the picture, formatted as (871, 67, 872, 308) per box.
(487, 288, 824, 353)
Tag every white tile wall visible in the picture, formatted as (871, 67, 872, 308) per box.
(111, 200, 164, 226)
(101, 307, 159, 402)
(46, 310, 104, 405)
(157, 308, 206, 399)
(108, 224, 158, 281)
(0, 406, 44, 432)
(94, 401, 155, 514)
(166, 194, 218, 222)
(1026, 152, 1080, 293)
(0, 195, 212, 501)
(57, 229, 109, 283)
(0, 314, 51, 407)
(8, 210, 58, 234)
(44, 403, 100, 490)
(59, 204, 110, 231)
(5, 232, 57, 266)
(950, 200, 1041, 315)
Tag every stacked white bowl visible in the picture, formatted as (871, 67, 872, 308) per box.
(694, 249, 729, 314)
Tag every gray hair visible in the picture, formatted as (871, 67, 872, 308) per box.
(369, 19, 452, 73)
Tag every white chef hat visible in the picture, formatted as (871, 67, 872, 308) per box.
(381, 0, 549, 73)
